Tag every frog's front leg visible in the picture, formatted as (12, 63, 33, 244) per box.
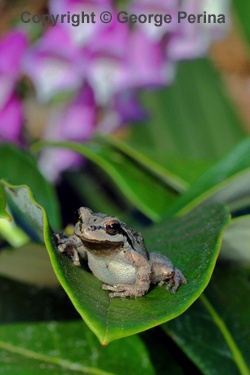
(56, 233, 87, 267)
(102, 250, 151, 298)
(149, 253, 187, 293)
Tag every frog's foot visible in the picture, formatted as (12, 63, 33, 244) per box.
(55, 234, 81, 267)
(164, 268, 187, 293)
(102, 284, 147, 298)
(55, 234, 69, 252)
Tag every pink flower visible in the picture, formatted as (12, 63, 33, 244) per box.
(0, 29, 28, 142)
(129, 0, 178, 41)
(0, 30, 28, 82)
(38, 84, 96, 181)
(130, 0, 231, 61)
(0, 94, 23, 143)
(83, 19, 171, 105)
(123, 29, 174, 90)
(82, 19, 130, 104)
(22, 26, 82, 102)
(49, 0, 113, 46)
(167, 0, 231, 60)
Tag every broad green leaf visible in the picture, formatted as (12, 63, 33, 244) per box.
(0, 244, 59, 286)
(0, 321, 155, 375)
(164, 265, 250, 375)
(165, 138, 250, 217)
(220, 215, 250, 264)
(95, 135, 189, 193)
(96, 134, 212, 186)
(130, 59, 245, 160)
(0, 181, 230, 344)
(233, 1, 250, 47)
(32, 141, 178, 221)
(0, 144, 60, 228)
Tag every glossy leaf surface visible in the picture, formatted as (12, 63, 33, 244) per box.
(0, 181, 230, 344)
(164, 265, 250, 375)
(0, 144, 60, 228)
(164, 138, 250, 216)
(32, 140, 178, 222)
(0, 321, 155, 375)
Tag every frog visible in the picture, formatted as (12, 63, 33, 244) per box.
(56, 207, 187, 298)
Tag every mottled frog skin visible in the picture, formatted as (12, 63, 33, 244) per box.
(56, 207, 186, 298)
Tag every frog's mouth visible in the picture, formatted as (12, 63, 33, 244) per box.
(81, 238, 123, 253)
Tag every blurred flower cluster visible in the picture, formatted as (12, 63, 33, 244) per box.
(0, 0, 231, 181)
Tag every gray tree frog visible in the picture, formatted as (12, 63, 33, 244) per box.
(56, 207, 187, 298)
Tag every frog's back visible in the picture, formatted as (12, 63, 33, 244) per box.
(121, 223, 149, 259)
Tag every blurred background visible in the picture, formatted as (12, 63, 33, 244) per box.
(0, 2, 250, 374)
(1, 0, 250, 227)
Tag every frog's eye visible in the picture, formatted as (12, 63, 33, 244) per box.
(106, 220, 121, 235)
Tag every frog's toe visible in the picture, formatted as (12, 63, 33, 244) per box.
(102, 284, 127, 292)
(102, 284, 128, 298)
(109, 291, 127, 298)
(168, 268, 187, 293)
(102, 284, 113, 291)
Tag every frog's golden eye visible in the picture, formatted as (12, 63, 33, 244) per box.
(106, 220, 121, 235)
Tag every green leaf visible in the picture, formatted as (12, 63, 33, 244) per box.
(220, 215, 250, 264)
(1, 181, 45, 243)
(96, 134, 212, 187)
(0, 275, 77, 323)
(0, 215, 30, 247)
(0, 183, 10, 220)
(32, 140, 178, 221)
(0, 181, 230, 344)
(165, 138, 250, 217)
(0, 144, 61, 228)
(131, 59, 245, 160)
(164, 265, 250, 375)
(233, 0, 250, 47)
(95, 134, 189, 193)
(0, 321, 155, 375)
(0, 244, 59, 286)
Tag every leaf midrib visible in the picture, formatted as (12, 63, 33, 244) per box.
(200, 294, 250, 375)
(0, 341, 116, 375)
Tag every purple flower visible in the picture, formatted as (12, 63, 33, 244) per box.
(49, 0, 113, 46)
(129, 0, 178, 41)
(130, 0, 231, 61)
(0, 29, 28, 142)
(22, 26, 82, 102)
(38, 84, 96, 181)
(83, 19, 171, 105)
(113, 91, 148, 124)
(0, 94, 23, 143)
(167, 0, 231, 60)
(123, 29, 174, 89)
(82, 18, 129, 105)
